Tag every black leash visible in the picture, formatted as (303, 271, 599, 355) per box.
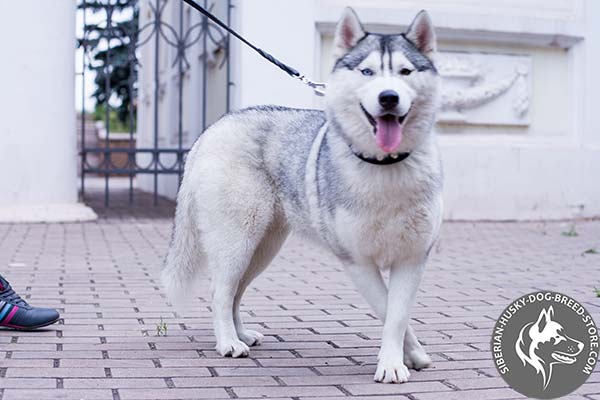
(182, 0, 326, 96)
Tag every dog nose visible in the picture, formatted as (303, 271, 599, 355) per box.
(379, 90, 399, 110)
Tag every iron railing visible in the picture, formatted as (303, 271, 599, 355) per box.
(78, 0, 232, 205)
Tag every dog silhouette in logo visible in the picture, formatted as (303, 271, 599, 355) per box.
(515, 306, 584, 389)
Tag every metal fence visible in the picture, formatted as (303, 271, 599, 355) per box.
(79, 0, 232, 205)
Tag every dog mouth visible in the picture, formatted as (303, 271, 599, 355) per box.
(360, 104, 408, 153)
(552, 351, 578, 364)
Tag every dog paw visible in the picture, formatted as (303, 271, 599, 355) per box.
(404, 348, 432, 370)
(238, 329, 264, 347)
(215, 338, 250, 358)
(374, 358, 410, 383)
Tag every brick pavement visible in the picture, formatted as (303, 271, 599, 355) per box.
(0, 186, 598, 399)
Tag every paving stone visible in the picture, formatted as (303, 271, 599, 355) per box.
(232, 385, 344, 398)
(343, 381, 452, 395)
(0, 378, 56, 389)
(412, 387, 524, 400)
(110, 367, 212, 378)
(118, 387, 229, 400)
(5, 368, 107, 378)
(172, 376, 278, 387)
(214, 367, 317, 377)
(63, 378, 168, 389)
(2, 388, 114, 400)
(0, 186, 598, 399)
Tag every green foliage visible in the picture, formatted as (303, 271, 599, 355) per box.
(79, 0, 138, 125)
(93, 104, 135, 133)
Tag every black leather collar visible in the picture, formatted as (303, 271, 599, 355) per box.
(351, 150, 410, 165)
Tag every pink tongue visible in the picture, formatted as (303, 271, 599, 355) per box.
(375, 116, 403, 153)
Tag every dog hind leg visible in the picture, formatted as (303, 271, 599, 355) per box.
(206, 219, 270, 358)
(198, 174, 277, 358)
(233, 216, 289, 346)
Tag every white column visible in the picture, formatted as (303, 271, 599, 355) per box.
(0, 0, 96, 222)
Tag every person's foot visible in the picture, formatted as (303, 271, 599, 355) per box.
(0, 276, 60, 330)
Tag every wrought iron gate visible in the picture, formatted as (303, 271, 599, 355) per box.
(78, 0, 232, 205)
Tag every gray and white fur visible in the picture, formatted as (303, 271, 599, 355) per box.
(163, 8, 442, 384)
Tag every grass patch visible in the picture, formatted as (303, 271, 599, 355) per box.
(561, 225, 579, 237)
(594, 288, 600, 298)
(582, 248, 599, 256)
(156, 317, 168, 337)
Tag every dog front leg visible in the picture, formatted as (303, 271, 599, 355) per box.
(343, 262, 388, 319)
(374, 261, 424, 383)
(344, 261, 431, 372)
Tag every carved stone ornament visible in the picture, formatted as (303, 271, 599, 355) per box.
(437, 51, 532, 126)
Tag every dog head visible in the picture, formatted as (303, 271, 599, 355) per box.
(515, 306, 584, 389)
(325, 8, 440, 159)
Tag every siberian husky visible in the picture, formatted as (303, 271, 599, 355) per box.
(163, 8, 442, 383)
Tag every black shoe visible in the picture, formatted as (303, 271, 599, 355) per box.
(0, 276, 60, 330)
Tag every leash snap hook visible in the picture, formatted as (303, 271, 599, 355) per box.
(298, 75, 327, 97)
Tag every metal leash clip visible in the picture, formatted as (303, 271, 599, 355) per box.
(182, 0, 327, 97)
(298, 75, 327, 97)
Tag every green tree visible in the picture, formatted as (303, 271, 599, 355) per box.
(79, 0, 139, 126)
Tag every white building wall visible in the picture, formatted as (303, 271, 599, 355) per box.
(141, 0, 600, 220)
(0, 0, 96, 222)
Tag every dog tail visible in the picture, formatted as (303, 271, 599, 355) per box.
(162, 185, 204, 308)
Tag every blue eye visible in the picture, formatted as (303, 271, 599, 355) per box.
(360, 68, 374, 76)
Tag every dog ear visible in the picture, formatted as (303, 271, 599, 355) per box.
(333, 7, 365, 59)
(535, 307, 551, 333)
(405, 10, 436, 54)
